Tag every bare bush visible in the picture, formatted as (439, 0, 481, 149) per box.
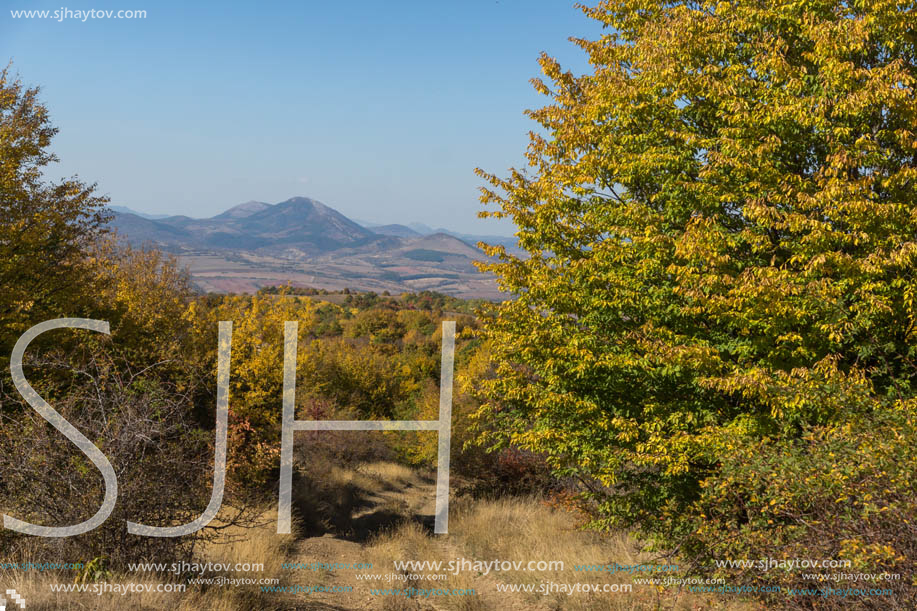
(0, 346, 250, 568)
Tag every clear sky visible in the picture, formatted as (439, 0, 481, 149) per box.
(1, 1, 602, 234)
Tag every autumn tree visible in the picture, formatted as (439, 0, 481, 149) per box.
(0, 68, 254, 568)
(0, 66, 110, 357)
(475, 1, 917, 601)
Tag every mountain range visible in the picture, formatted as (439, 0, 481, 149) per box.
(106, 197, 512, 299)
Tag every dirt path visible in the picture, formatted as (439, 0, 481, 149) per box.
(265, 462, 752, 611)
(275, 463, 539, 611)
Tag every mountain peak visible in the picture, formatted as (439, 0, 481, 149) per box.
(277, 196, 321, 207)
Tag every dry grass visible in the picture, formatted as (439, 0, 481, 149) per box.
(357, 461, 419, 485)
(200, 505, 296, 577)
(0, 506, 297, 611)
(0, 463, 763, 610)
(0, 573, 235, 611)
(365, 494, 761, 611)
(367, 521, 484, 611)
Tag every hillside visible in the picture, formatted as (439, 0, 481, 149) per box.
(106, 197, 505, 299)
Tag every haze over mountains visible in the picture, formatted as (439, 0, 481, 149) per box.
(107, 197, 511, 299)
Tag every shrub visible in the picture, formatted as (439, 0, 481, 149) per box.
(683, 404, 917, 610)
(0, 350, 213, 567)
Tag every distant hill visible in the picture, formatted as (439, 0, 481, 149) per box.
(355, 220, 519, 253)
(108, 197, 376, 254)
(108, 205, 171, 220)
(397, 233, 482, 258)
(371, 224, 422, 238)
(433, 229, 519, 252)
(213, 201, 271, 219)
(407, 222, 435, 235)
(103, 197, 505, 299)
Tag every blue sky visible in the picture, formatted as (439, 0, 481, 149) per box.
(2, 1, 602, 234)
